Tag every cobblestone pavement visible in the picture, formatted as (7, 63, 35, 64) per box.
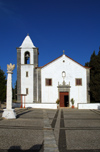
(0, 108, 100, 152)
(0, 108, 44, 152)
(46, 108, 100, 152)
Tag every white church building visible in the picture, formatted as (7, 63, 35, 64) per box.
(17, 35, 90, 109)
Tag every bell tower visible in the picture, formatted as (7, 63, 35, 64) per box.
(17, 35, 39, 103)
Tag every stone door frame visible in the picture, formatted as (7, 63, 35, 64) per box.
(57, 81, 71, 107)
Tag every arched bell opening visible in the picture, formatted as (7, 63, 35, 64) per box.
(24, 51, 30, 64)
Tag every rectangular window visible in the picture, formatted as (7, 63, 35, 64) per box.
(76, 78, 82, 86)
(26, 71, 28, 77)
(26, 88, 28, 94)
(45, 79, 52, 86)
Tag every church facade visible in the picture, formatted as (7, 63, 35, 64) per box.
(17, 35, 90, 108)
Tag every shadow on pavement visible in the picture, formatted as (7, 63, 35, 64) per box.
(16, 110, 33, 119)
(0, 110, 3, 113)
(7, 144, 43, 152)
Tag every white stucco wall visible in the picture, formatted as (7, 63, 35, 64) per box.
(21, 48, 34, 64)
(21, 65, 33, 103)
(21, 48, 34, 103)
(78, 103, 100, 109)
(23, 103, 57, 109)
(41, 55, 87, 107)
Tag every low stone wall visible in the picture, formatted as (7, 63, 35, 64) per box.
(23, 103, 57, 109)
(78, 103, 100, 110)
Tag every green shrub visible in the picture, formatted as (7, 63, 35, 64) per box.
(56, 99, 60, 104)
(71, 98, 74, 105)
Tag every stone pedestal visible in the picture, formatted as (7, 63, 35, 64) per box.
(2, 63, 16, 119)
(2, 109, 16, 119)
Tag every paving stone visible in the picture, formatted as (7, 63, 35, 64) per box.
(0, 108, 100, 152)
(0, 109, 43, 151)
(0, 129, 43, 150)
(54, 109, 61, 145)
(64, 120, 100, 128)
(44, 148, 59, 152)
(0, 119, 43, 127)
(65, 130, 100, 150)
(43, 110, 59, 152)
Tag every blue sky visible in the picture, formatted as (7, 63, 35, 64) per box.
(0, 0, 100, 87)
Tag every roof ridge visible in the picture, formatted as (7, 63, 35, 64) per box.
(65, 54, 85, 68)
(41, 55, 63, 68)
(36, 54, 91, 69)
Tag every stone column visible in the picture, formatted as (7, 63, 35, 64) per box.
(2, 63, 16, 119)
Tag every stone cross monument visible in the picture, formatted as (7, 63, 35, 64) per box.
(2, 63, 16, 119)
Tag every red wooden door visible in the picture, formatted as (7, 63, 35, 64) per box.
(60, 92, 69, 107)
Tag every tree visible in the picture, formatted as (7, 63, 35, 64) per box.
(0, 67, 6, 107)
(85, 50, 100, 103)
(14, 80, 17, 100)
(12, 80, 17, 101)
